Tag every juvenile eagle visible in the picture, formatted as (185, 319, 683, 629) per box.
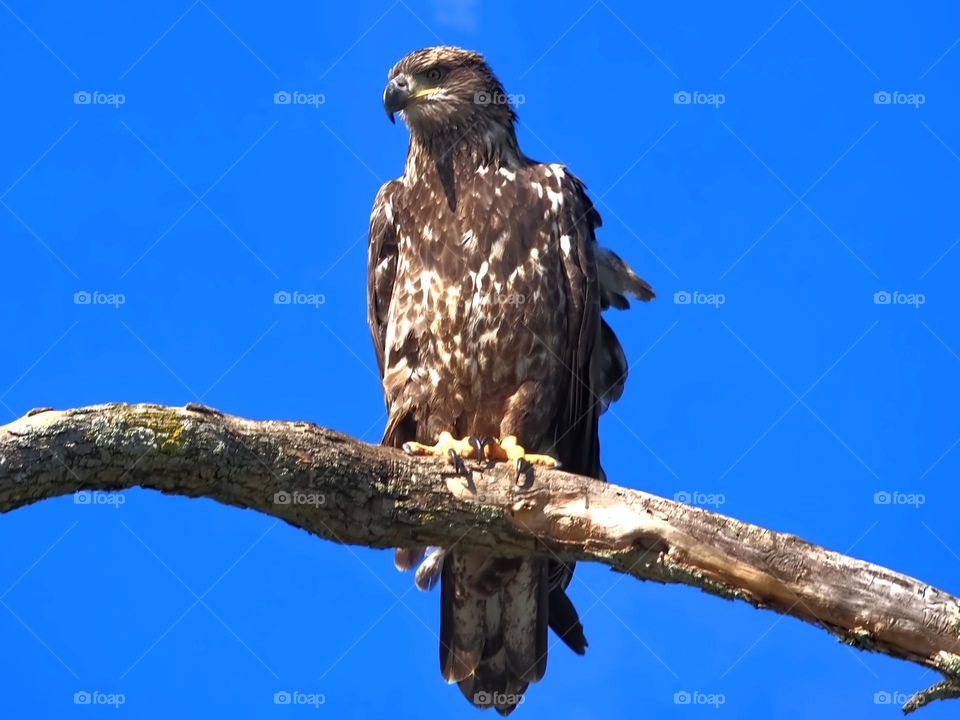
(368, 46, 653, 714)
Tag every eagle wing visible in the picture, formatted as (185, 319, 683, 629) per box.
(553, 168, 656, 469)
(536, 168, 655, 657)
(367, 179, 402, 379)
(369, 179, 431, 573)
(552, 168, 603, 478)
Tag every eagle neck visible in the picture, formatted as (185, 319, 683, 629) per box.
(404, 122, 522, 181)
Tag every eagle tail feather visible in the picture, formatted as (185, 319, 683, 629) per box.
(443, 553, 550, 715)
(440, 552, 485, 683)
(501, 558, 549, 683)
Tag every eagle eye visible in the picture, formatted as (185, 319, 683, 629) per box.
(425, 67, 444, 83)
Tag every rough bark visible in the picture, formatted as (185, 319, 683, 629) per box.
(1, 403, 958, 712)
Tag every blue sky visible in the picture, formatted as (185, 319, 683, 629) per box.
(1, 1, 959, 717)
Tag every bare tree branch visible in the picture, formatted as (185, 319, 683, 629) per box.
(2, 402, 958, 712)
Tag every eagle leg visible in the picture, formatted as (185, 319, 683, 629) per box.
(403, 431, 481, 477)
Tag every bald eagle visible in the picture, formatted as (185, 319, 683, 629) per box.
(368, 46, 654, 714)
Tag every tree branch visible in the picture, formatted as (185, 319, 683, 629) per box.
(2, 402, 958, 711)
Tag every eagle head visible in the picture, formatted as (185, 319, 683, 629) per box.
(383, 46, 515, 137)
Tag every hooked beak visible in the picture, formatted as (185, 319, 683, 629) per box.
(383, 75, 440, 123)
(383, 76, 410, 124)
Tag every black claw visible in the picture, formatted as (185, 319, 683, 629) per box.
(515, 457, 531, 485)
(468, 435, 485, 461)
(480, 436, 495, 456)
(448, 449, 470, 478)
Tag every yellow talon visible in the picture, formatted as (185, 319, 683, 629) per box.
(402, 432, 480, 462)
(484, 436, 561, 468)
(402, 433, 560, 476)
